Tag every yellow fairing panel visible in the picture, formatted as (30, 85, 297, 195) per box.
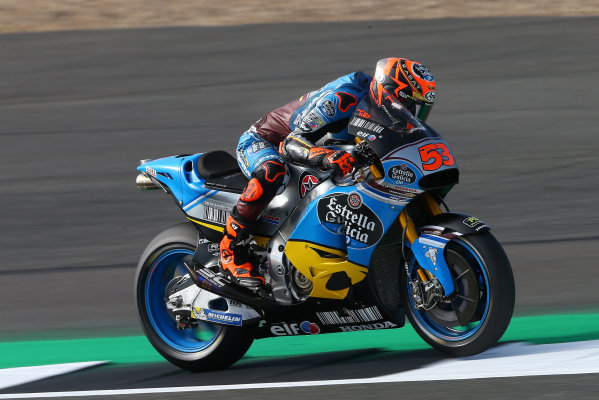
(285, 241, 368, 299)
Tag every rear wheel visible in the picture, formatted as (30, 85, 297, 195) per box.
(135, 223, 254, 371)
(402, 232, 515, 357)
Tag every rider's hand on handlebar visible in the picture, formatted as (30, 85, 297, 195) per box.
(322, 150, 356, 176)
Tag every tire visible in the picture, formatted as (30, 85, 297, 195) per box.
(134, 222, 254, 371)
(401, 232, 515, 357)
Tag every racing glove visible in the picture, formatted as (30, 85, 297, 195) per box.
(321, 150, 356, 176)
(281, 135, 356, 175)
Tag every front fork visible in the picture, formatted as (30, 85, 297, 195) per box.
(399, 193, 455, 298)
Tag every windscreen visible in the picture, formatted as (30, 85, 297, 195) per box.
(348, 97, 442, 159)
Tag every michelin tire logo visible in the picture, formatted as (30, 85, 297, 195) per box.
(193, 307, 243, 326)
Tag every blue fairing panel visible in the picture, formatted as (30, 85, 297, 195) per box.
(289, 184, 402, 267)
(137, 153, 212, 208)
(410, 234, 455, 295)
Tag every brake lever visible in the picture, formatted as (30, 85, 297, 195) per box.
(331, 141, 378, 186)
(331, 164, 372, 187)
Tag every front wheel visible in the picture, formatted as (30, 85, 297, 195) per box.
(134, 223, 254, 371)
(401, 232, 515, 357)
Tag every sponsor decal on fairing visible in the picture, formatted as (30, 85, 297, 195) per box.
(350, 117, 384, 134)
(299, 171, 320, 198)
(196, 268, 228, 289)
(355, 130, 378, 141)
(145, 166, 157, 178)
(261, 214, 280, 225)
(387, 163, 417, 185)
(463, 217, 489, 231)
(316, 306, 384, 325)
(338, 321, 397, 332)
(269, 321, 321, 336)
(193, 307, 243, 326)
(316, 192, 384, 247)
(202, 206, 228, 225)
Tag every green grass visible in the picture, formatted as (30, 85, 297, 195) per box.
(1, 312, 598, 369)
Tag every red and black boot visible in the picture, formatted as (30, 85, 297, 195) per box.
(219, 212, 265, 288)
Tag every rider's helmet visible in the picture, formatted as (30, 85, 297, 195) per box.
(370, 58, 436, 122)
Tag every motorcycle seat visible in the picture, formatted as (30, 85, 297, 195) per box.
(198, 151, 248, 194)
(197, 151, 240, 179)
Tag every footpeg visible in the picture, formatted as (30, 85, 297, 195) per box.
(236, 277, 263, 288)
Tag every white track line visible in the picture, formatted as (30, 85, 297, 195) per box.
(1, 341, 599, 398)
(0, 362, 107, 391)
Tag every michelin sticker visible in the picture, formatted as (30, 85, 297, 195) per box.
(193, 307, 243, 326)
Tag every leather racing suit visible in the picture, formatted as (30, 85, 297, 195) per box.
(220, 71, 372, 286)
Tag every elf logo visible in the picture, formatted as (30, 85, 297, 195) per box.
(270, 321, 321, 336)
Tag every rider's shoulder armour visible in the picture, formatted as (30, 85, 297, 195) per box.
(289, 72, 372, 139)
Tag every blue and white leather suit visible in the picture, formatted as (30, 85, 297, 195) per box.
(234, 71, 372, 220)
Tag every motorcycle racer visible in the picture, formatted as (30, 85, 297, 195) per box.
(220, 57, 437, 287)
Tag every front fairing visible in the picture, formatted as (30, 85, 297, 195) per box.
(285, 98, 461, 299)
(352, 96, 440, 155)
(351, 97, 459, 198)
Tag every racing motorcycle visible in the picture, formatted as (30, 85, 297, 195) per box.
(134, 98, 515, 371)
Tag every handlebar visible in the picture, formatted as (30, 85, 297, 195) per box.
(330, 140, 381, 186)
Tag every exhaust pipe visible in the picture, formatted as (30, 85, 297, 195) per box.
(136, 173, 160, 190)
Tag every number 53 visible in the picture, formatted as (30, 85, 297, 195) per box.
(418, 143, 455, 171)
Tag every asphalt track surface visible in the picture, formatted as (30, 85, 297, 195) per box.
(1, 16, 598, 398)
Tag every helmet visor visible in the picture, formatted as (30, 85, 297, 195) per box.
(415, 102, 433, 122)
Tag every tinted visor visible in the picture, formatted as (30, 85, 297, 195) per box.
(399, 95, 433, 122)
(415, 102, 433, 122)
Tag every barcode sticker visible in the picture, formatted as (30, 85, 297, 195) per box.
(316, 306, 383, 325)
(203, 206, 228, 225)
(350, 118, 384, 133)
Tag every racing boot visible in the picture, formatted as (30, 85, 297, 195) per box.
(219, 212, 265, 288)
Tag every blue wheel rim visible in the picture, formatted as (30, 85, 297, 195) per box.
(144, 248, 222, 352)
(408, 239, 490, 341)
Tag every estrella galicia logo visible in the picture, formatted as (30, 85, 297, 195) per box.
(317, 193, 383, 247)
(319, 99, 336, 117)
(348, 192, 362, 209)
(299, 171, 320, 198)
(387, 164, 416, 185)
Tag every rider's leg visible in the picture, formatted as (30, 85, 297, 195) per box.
(219, 130, 287, 286)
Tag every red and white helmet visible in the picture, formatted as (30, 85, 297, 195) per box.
(370, 57, 436, 122)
